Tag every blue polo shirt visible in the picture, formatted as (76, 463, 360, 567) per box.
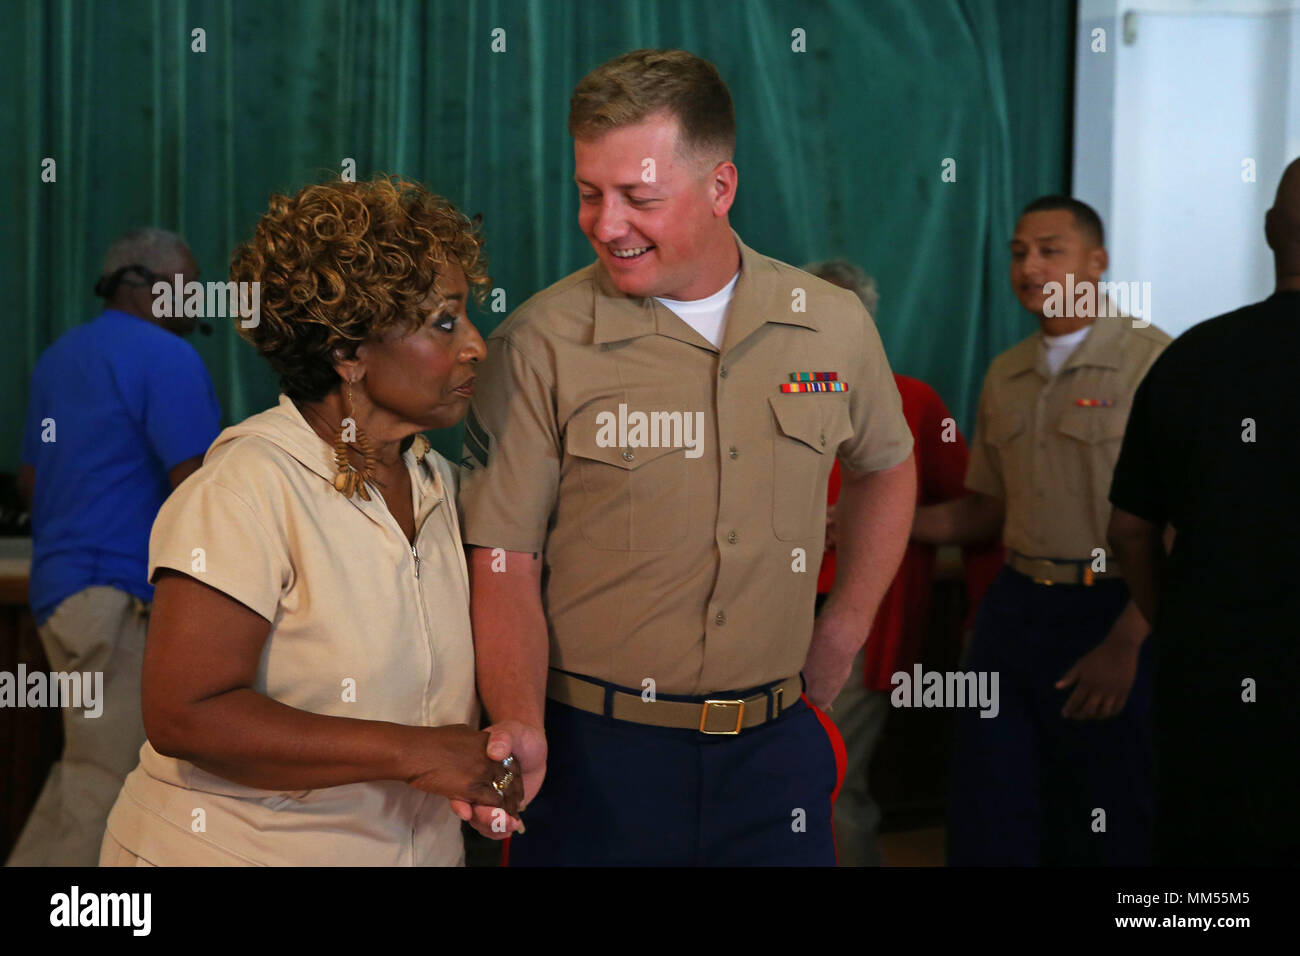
(21, 309, 222, 624)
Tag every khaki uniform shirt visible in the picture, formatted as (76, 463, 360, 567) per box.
(104, 395, 477, 866)
(458, 236, 913, 694)
(965, 316, 1171, 566)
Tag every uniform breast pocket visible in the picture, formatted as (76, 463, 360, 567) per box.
(769, 395, 854, 541)
(564, 409, 692, 551)
(1057, 406, 1128, 497)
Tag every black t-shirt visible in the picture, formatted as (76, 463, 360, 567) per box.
(1115, 293, 1298, 859)
(1109, 291, 1300, 644)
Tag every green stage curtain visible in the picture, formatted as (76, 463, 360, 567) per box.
(2, 0, 1072, 467)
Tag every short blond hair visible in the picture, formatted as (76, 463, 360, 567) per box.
(569, 49, 735, 163)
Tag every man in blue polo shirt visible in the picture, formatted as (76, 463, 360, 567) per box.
(8, 228, 221, 866)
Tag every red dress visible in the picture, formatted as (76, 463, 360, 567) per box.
(816, 374, 1003, 691)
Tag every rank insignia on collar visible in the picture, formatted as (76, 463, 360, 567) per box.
(1075, 398, 1113, 407)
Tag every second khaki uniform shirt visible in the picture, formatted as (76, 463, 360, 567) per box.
(459, 236, 913, 694)
(965, 315, 1171, 566)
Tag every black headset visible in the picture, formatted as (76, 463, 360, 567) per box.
(93, 263, 157, 299)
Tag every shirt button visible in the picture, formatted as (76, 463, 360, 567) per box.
(820, 432, 826, 447)
(728, 446, 738, 460)
(719, 365, 729, 379)
(622, 450, 634, 462)
(727, 530, 738, 544)
(715, 610, 727, 626)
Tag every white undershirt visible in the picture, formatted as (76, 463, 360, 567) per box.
(1041, 324, 1092, 376)
(653, 272, 740, 348)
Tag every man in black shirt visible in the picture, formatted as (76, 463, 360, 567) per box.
(1108, 159, 1300, 865)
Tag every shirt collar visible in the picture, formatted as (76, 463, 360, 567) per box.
(271, 394, 339, 483)
(1002, 316, 1125, 379)
(271, 394, 441, 511)
(591, 232, 819, 352)
(1060, 315, 1125, 373)
(1001, 335, 1042, 378)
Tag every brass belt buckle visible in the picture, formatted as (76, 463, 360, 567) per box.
(1029, 558, 1057, 586)
(700, 699, 745, 734)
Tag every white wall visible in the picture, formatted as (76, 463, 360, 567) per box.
(1074, 0, 1300, 336)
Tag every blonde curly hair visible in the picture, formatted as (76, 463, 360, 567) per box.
(230, 176, 490, 401)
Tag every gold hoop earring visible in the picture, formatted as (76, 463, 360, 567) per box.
(333, 379, 376, 500)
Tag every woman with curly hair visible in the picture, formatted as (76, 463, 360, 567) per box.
(98, 177, 522, 866)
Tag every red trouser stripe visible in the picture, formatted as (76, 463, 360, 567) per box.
(803, 692, 848, 803)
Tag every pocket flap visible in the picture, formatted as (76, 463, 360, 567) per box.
(565, 409, 694, 470)
(769, 394, 852, 453)
(1057, 406, 1127, 443)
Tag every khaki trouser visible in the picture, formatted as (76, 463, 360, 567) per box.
(830, 649, 891, 867)
(6, 587, 149, 867)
